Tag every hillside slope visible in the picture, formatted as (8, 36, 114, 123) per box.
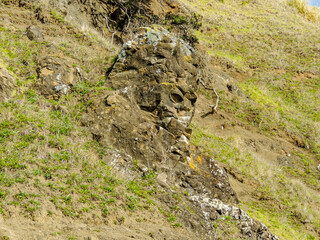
(180, 0, 320, 238)
(0, 0, 319, 239)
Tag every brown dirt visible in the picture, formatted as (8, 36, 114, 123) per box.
(0, 212, 198, 239)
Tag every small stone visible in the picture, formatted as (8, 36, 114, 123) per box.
(86, 237, 99, 240)
(157, 172, 167, 183)
(139, 164, 148, 173)
(166, 118, 186, 137)
(26, 25, 44, 42)
(36, 57, 78, 99)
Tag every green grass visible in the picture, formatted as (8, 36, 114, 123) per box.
(0, 14, 128, 223)
(0, 15, 118, 90)
(225, 74, 320, 157)
(179, 0, 320, 72)
(177, 0, 320, 168)
(0, 90, 161, 219)
(0, 5, 163, 223)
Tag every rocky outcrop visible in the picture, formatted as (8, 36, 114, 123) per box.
(104, 26, 200, 161)
(0, 66, 16, 102)
(189, 195, 280, 240)
(81, 26, 279, 239)
(82, 26, 238, 204)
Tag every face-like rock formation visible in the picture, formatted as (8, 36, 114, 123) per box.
(83, 26, 238, 205)
(106, 26, 201, 155)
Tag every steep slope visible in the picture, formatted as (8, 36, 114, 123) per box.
(0, 0, 319, 239)
(177, 0, 320, 239)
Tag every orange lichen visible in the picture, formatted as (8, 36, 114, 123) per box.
(184, 55, 192, 62)
(188, 156, 197, 170)
(197, 156, 202, 164)
(184, 153, 211, 178)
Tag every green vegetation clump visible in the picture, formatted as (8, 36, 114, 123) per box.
(0, 7, 155, 221)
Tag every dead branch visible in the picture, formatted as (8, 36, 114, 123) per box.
(212, 88, 219, 112)
(111, 31, 117, 44)
(117, 1, 131, 30)
(198, 79, 219, 114)
(102, 13, 115, 33)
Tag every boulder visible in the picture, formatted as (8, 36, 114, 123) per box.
(107, 26, 200, 142)
(35, 57, 78, 99)
(26, 25, 44, 42)
(87, 26, 203, 165)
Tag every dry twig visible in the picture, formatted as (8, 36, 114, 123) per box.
(198, 79, 219, 114)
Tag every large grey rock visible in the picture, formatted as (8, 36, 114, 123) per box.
(107, 26, 201, 146)
(189, 195, 280, 240)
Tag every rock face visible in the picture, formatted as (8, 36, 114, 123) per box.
(108, 26, 199, 130)
(104, 26, 201, 162)
(189, 195, 280, 240)
(0, 66, 16, 102)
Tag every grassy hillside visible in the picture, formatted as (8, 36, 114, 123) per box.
(0, 0, 320, 239)
(178, 0, 320, 238)
(0, 4, 191, 239)
(179, 0, 320, 150)
(0, 3, 243, 239)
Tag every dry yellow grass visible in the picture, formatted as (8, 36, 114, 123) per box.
(288, 0, 320, 22)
